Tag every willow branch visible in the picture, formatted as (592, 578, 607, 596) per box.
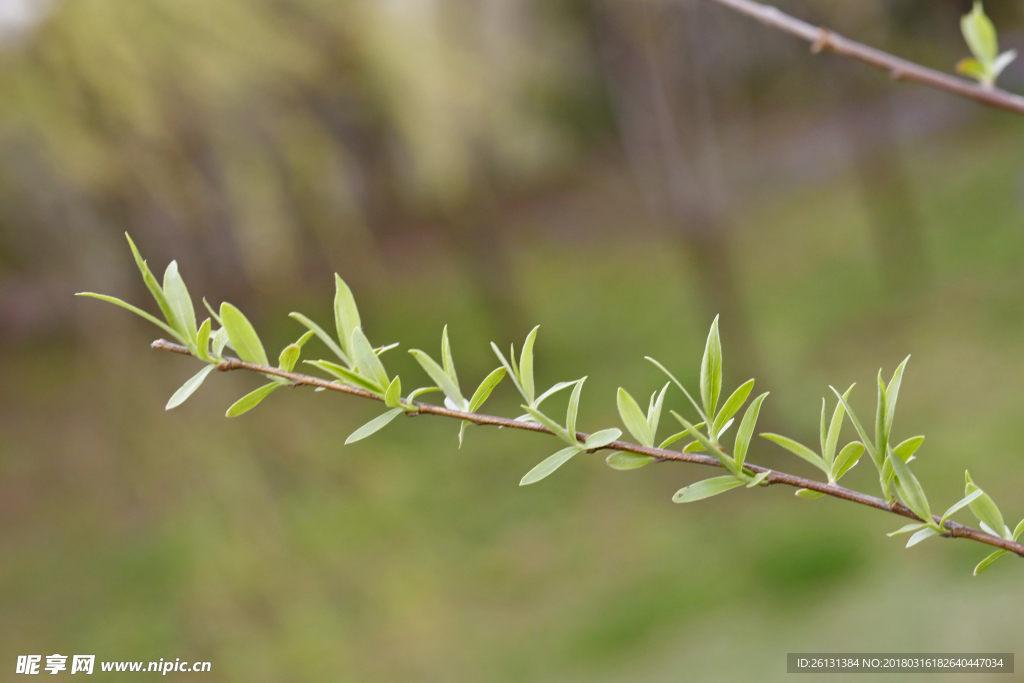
(706, 0, 1024, 116)
(152, 338, 1024, 558)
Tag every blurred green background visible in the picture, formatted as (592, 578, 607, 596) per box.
(1, 0, 1023, 680)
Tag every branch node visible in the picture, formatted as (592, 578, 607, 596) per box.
(810, 27, 829, 54)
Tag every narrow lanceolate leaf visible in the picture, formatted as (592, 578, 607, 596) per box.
(888, 447, 932, 524)
(212, 327, 229, 358)
(962, 1, 998, 66)
(202, 298, 222, 325)
(906, 527, 940, 548)
(345, 408, 403, 444)
(883, 435, 926, 484)
(195, 318, 212, 361)
(126, 232, 177, 330)
(606, 452, 654, 470)
(384, 376, 403, 409)
(760, 433, 829, 475)
(617, 388, 653, 447)
(490, 342, 524, 398)
(974, 549, 1008, 576)
(832, 442, 865, 481)
(659, 430, 690, 449)
(645, 357, 709, 425)
(733, 392, 768, 469)
(830, 385, 878, 468)
(409, 350, 464, 409)
(468, 367, 506, 413)
(671, 411, 738, 475)
(334, 274, 361, 359)
(226, 382, 279, 417)
(584, 428, 621, 450)
(521, 406, 577, 447)
(440, 325, 459, 390)
(220, 303, 269, 366)
(75, 293, 186, 344)
(941, 490, 984, 525)
(350, 328, 389, 389)
(565, 378, 586, 439)
(874, 373, 888, 474)
(795, 489, 825, 499)
(295, 330, 316, 348)
(964, 471, 1007, 539)
(673, 475, 744, 503)
(278, 344, 301, 373)
(166, 364, 216, 410)
(535, 381, 577, 407)
(888, 523, 927, 537)
(700, 316, 723, 420)
(824, 385, 854, 468)
(714, 379, 754, 438)
(289, 312, 349, 365)
(519, 326, 539, 405)
(884, 356, 909, 439)
(306, 360, 382, 393)
(746, 470, 771, 487)
(1014, 518, 1024, 541)
(648, 382, 670, 439)
(520, 446, 580, 486)
(163, 260, 197, 344)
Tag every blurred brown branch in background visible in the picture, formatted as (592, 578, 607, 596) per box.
(707, 0, 1024, 116)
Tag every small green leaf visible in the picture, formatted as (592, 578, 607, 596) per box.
(384, 376, 402, 409)
(648, 382, 670, 440)
(584, 428, 622, 450)
(991, 49, 1017, 79)
(289, 312, 349, 365)
(566, 378, 586, 439)
(956, 57, 989, 82)
(883, 356, 909, 440)
(278, 344, 301, 373)
(458, 419, 470, 448)
(212, 327, 229, 358)
(832, 442, 865, 481)
(645, 357, 709, 425)
(75, 293, 186, 343)
(345, 408, 403, 444)
(795, 489, 825, 499)
(673, 475, 744, 503)
(374, 342, 399, 356)
(468, 367, 506, 413)
(940, 490, 984, 526)
(714, 379, 754, 438)
(824, 385, 854, 468)
(125, 233, 178, 331)
(350, 328, 389, 389)
(733, 392, 768, 469)
(658, 424, 703, 449)
(746, 470, 771, 487)
(962, 1, 998, 66)
(1014, 518, 1024, 541)
(409, 349, 464, 409)
(760, 433, 829, 475)
(617, 388, 653, 447)
(520, 446, 581, 485)
(875, 373, 887, 475)
(226, 382, 279, 417)
(202, 297, 222, 326)
(220, 303, 269, 366)
(671, 411, 739, 475)
(490, 342, 524, 398)
(906, 527, 940, 548)
(306, 360, 383, 393)
(888, 447, 932, 524)
(606, 452, 655, 470)
(440, 325, 459, 391)
(163, 260, 197, 344)
(334, 274, 361, 359)
(830, 385, 878, 468)
(521, 406, 577, 447)
(520, 326, 539, 405)
(974, 549, 1008, 576)
(964, 471, 1007, 539)
(883, 436, 926, 485)
(535, 380, 577, 407)
(195, 318, 212, 361)
(407, 386, 441, 401)
(166, 364, 216, 410)
(699, 316, 723, 420)
(888, 523, 927, 537)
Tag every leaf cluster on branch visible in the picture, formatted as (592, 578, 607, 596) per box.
(77, 235, 1024, 576)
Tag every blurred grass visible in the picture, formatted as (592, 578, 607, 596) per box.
(3, 116, 1024, 682)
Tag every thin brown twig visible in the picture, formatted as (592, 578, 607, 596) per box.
(152, 338, 1024, 559)
(706, 0, 1024, 116)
